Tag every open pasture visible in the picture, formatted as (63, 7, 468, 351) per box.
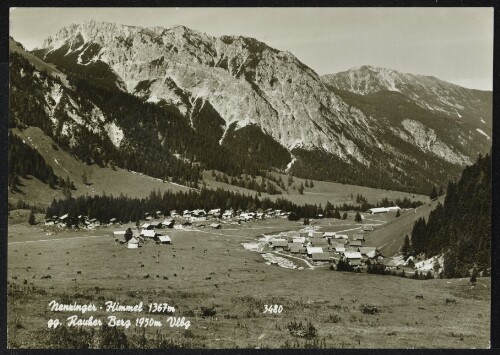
(7, 217, 490, 349)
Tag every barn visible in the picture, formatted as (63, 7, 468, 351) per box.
(323, 232, 336, 238)
(311, 253, 331, 262)
(349, 240, 363, 247)
(270, 239, 288, 251)
(353, 234, 365, 241)
(141, 230, 158, 238)
(161, 219, 175, 228)
(367, 206, 401, 214)
(306, 246, 324, 257)
(127, 237, 140, 249)
(310, 238, 329, 247)
(156, 235, 172, 244)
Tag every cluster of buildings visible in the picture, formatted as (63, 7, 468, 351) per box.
(171, 208, 291, 222)
(267, 228, 380, 268)
(44, 214, 112, 229)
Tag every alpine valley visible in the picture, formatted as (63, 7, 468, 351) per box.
(9, 20, 492, 199)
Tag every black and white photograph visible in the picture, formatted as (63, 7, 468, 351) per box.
(5, 6, 493, 349)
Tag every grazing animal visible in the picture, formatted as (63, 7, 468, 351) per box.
(156, 274, 160, 278)
(77, 271, 81, 274)
(12, 276, 17, 280)
(174, 273, 177, 277)
(32, 275, 36, 279)
(72, 278, 77, 283)
(143, 274, 150, 279)
(23, 279, 27, 285)
(41, 275, 51, 279)
(182, 267, 184, 270)
(141, 264, 145, 268)
(47, 267, 51, 270)
(163, 276, 168, 280)
(214, 284, 219, 288)
(446, 298, 457, 304)
(127, 275, 130, 278)
(173, 255, 176, 258)
(66, 263, 69, 266)
(205, 277, 211, 280)
(415, 295, 424, 300)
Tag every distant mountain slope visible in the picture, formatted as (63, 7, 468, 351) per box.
(8, 21, 492, 195)
(9, 37, 69, 86)
(322, 65, 492, 128)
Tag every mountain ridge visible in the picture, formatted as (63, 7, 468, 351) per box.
(8, 20, 492, 195)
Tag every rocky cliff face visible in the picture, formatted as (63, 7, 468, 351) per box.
(35, 20, 381, 165)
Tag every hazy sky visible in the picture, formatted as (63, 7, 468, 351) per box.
(10, 7, 493, 90)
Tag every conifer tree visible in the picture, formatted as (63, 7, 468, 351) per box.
(429, 186, 438, 200)
(28, 210, 36, 225)
(401, 235, 412, 258)
(354, 212, 362, 223)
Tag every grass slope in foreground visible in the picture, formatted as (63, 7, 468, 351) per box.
(7, 217, 489, 349)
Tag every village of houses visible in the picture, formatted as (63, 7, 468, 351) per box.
(40, 206, 417, 274)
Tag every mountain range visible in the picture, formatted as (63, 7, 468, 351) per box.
(9, 20, 492, 195)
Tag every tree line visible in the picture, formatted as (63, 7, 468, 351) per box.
(46, 184, 427, 226)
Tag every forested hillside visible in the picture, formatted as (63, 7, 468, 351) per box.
(410, 153, 491, 277)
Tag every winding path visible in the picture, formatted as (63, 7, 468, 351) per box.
(273, 250, 315, 270)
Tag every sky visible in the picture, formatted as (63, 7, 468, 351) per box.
(9, 7, 494, 90)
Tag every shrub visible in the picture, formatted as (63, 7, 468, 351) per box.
(360, 304, 380, 315)
(200, 306, 217, 318)
(287, 320, 317, 339)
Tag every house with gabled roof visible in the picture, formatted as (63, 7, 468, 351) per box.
(311, 253, 331, 262)
(353, 234, 365, 241)
(349, 240, 363, 247)
(306, 246, 324, 257)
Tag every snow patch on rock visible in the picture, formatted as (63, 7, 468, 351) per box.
(476, 128, 490, 140)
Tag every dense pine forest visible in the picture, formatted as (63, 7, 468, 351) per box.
(409, 153, 491, 277)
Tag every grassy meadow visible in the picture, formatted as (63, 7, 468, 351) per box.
(7, 215, 490, 349)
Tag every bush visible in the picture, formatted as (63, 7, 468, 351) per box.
(200, 306, 217, 318)
(336, 259, 354, 272)
(287, 320, 317, 339)
(366, 263, 387, 275)
(360, 304, 380, 315)
(327, 314, 341, 323)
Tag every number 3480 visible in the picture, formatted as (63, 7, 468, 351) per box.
(263, 304, 283, 314)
